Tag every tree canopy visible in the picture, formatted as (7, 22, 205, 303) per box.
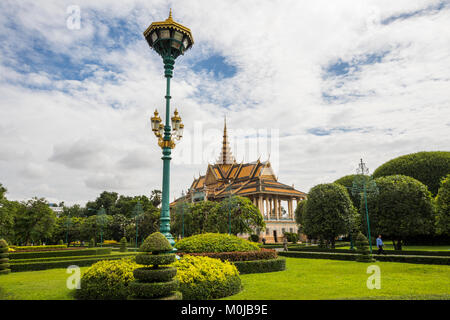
(302, 183, 359, 247)
(373, 151, 450, 196)
(365, 175, 435, 250)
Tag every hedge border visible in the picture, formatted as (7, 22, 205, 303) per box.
(133, 267, 177, 282)
(128, 279, 179, 299)
(288, 246, 450, 257)
(9, 254, 136, 272)
(278, 251, 450, 265)
(233, 258, 286, 274)
(9, 248, 112, 260)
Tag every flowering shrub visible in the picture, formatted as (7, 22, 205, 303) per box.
(75, 258, 140, 300)
(173, 255, 241, 300)
(8, 248, 15, 252)
(175, 233, 260, 253)
(103, 240, 119, 245)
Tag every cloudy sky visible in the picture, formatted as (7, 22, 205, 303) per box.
(0, 0, 449, 205)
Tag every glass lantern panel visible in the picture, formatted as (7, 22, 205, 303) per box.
(183, 38, 189, 49)
(151, 32, 158, 43)
(174, 31, 183, 41)
(171, 41, 181, 50)
(160, 29, 170, 39)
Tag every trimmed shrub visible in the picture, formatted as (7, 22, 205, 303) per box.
(75, 258, 139, 300)
(58, 240, 64, 245)
(178, 248, 277, 262)
(120, 237, 127, 253)
(0, 239, 10, 275)
(89, 238, 95, 248)
(135, 253, 175, 266)
(11, 245, 68, 252)
(129, 232, 180, 300)
(373, 151, 450, 196)
(284, 232, 299, 243)
(173, 255, 241, 300)
(175, 233, 260, 253)
(233, 258, 286, 274)
(140, 232, 172, 253)
(249, 234, 259, 242)
(355, 232, 375, 262)
(133, 267, 177, 282)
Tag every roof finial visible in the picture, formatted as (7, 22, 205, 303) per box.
(168, 8, 173, 20)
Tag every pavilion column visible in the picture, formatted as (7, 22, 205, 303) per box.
(258, 195, 263, 216)
(265, 197, 270, 219)
(274, 196, 279, 220)
(288, 197, 293, 219)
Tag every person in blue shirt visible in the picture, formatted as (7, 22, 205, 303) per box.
(376, 235, 385, 255)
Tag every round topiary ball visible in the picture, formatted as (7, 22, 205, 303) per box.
(0, 239, 8, 248)
(140, 232, 172, 253)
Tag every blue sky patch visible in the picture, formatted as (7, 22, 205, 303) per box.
(192, 54, 237, 79)
(307, 127, 371, 136)
(324, 51, 389, 79)
(381, 1, 447, 25)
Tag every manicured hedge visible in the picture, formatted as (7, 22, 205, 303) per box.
(128, 279, 179, 299)
(288, 246, 450, 257)
(135, 253, 175, 266)
(133, 267, 177, 282)
(10, 254, 136, 272)
(10, 252, 135, 264)
(279, 251, 450, 265)
(233, 258, 286, 274)
(178, 248, 277, 262)
(175, 233, 260, 253)
(9, 248, 111, 260)
(11, 245, 68, 252)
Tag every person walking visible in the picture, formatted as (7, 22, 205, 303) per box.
(283, 236, 288, 252)
(376, 235, 385, 255)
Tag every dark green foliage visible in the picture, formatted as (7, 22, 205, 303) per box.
(365, 175, 435, 250)
(120, 237, 127, 252)
(9, 254, 134, 272)
(135, 253, 175, 266)
(279, 251, 450, 265)
(140, 232, 172, 253)
(171, 197, 265, 238)
(355, 232, 375, 262)
(284, 232, 299, 243)
(287, 246, 450, 256)
(178, 248, 277, 262)
(249, 234, 259, 242)
(133, 267, 177, 282)
(0, 239, 10, 275)
(9, 248, 111, 260)
(89, 238, 95, 248)
(373, 151, 450, 196)
(58, 240, 64, 245)
(334, 174, 370, 212)
(129, 279, 178, 299)
(179, 275, 241, 300)
(436, 174, 450, 235)
(233, 258, 286, 274)
(303, 183, 359, 248)
(175, 233, 260, 253)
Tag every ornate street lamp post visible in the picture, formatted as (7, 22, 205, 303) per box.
(144, 10, 193, 246)
(351, 159, 379, 254)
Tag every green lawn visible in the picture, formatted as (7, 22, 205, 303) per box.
(223, 258, 450, 300)
(1, 258, 449, 300)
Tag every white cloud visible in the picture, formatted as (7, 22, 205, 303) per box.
(0, 0, 449, 205)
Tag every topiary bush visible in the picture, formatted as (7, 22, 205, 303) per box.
(173, 255, 241, 300)
(175, 233, 260, 253)
(129, 232, 181, 300)
(436, 174, 450, 236)
(120, 237, 127, 253)
(89, 238, 95, 248)
(75, 258, 139, 300)
(373, 151, 450, 196)
(284, 232, 299, 244)
(0, 239, 11, 275)
(355, 232, 375, 263)
(249, 234, 259, 242)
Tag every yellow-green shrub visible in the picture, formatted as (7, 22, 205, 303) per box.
(175, 233, 260, 253)
(173, 255, 241, 300)
(75, 258, 139, 300)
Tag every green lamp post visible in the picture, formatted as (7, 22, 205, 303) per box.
(144, 10, 193, 246)
(351, 159, 379, 254)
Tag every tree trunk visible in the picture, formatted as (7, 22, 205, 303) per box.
(392, 240, 397, 250)
(330, 238, 336, 249)
(397, 239, 402, 251)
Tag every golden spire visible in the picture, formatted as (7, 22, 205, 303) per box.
(168, 8, 173, 21)
(216, 116, 236, 165)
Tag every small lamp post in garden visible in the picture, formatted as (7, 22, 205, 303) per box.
(132, 201, 144, 250)
(65, 212, 71, 245)
(96, 207, 107, 247)
(144, 10, 194, 246)
(351, 159, 379, 254)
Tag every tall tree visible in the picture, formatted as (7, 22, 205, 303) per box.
(435, 174, 450, 236)
(365, 175, 435, 250)
(303, 183, 359, 248)
(14, 198, 56, 244)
